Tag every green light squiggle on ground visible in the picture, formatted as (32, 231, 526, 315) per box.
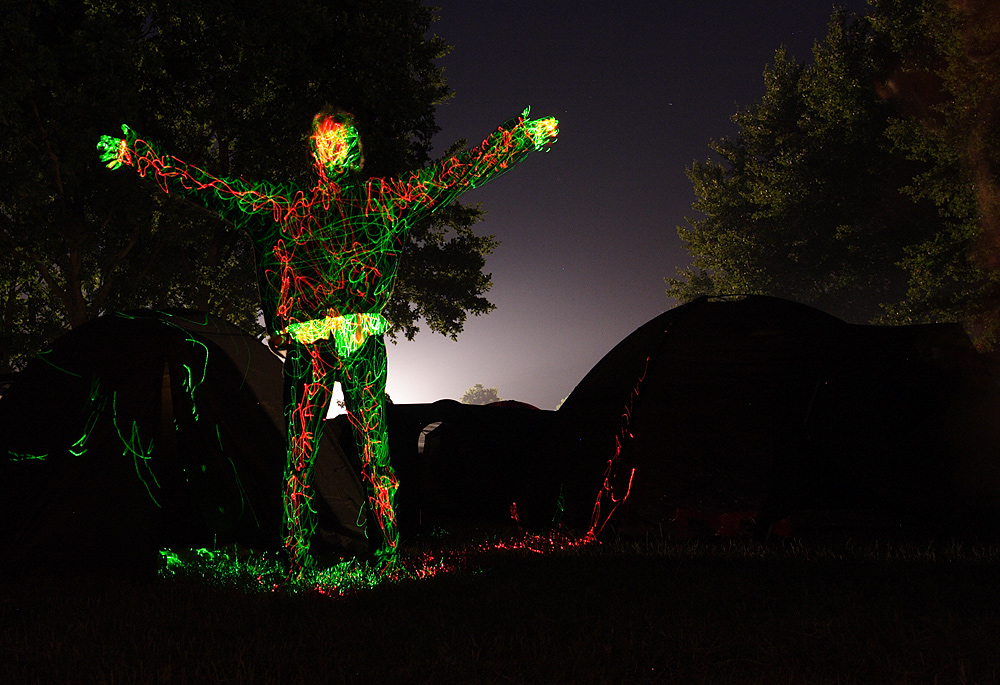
(8, 451, 48, 462)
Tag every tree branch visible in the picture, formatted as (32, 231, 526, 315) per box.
(30, 97, 66, 211)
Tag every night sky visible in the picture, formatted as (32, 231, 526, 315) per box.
(380, 0, 870, 409)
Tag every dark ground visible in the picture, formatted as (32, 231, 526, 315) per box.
(3, 533, 999, 684)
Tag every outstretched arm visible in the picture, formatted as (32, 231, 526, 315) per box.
(432, 108, 559, 191)
(369, 108, 558, 225)
(97, 124, 278, 219)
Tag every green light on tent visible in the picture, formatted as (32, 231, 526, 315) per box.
(183, 337, 209, 391)
(222, 438, 256, 524)
(70, 377, 106, 457)
(111, 391, 162, 508)
(181, 364, 202, 421)
(36, 348, 82, 378)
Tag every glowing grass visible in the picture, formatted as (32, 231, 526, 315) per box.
(158, 546, 388, 595)
(157, 529, 605, 596)
(157, 524, 1000, 608)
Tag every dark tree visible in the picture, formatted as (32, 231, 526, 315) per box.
(870, 0, 1000, 347)
(666, 11, 934, 324)
(668, 4, 1000, 347)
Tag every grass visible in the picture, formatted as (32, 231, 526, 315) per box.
(3, 530, 1000, 684)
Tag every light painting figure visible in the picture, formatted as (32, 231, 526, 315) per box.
(98, 107, 559, 574)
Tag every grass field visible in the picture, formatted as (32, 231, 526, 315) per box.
(3, 530, 1000, 684)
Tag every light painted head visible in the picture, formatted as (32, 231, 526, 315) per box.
(310, 109, 364, 180)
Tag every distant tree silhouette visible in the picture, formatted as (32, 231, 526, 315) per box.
(461, 384, 502, 405)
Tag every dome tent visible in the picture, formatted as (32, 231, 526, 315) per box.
(0, 310, 370, 574)
(554, 295, 1000, 536)
(375, 399, 558, 530)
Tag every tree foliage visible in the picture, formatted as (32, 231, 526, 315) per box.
(667, 3, 1000, 347)
(869, 0, 1000, 346)
(0, 0, 497, 372)
(460, 383, 502, 405)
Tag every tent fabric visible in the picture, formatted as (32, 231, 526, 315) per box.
(553, 295, 1000, 535)
(7, 297, 997, 570)
(0, 309, 561, 572)
(0, 310, 369, 573)
(339, 400, 560, 531)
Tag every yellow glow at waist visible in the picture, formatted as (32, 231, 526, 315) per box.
(286, 313, 389, 356)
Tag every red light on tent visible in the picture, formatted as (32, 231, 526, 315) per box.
(589, 357, 649, 538)
(509, 501, 521, 525)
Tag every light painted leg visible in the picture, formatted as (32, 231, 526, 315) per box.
(341, 335, 399, 565)
(282, 341, 338, 575)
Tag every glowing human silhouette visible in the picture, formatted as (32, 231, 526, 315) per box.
(98, 107, 558, 573)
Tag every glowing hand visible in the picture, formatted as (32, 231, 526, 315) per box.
(97, 124, 136, 170)
(526, 116, 559, 149)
